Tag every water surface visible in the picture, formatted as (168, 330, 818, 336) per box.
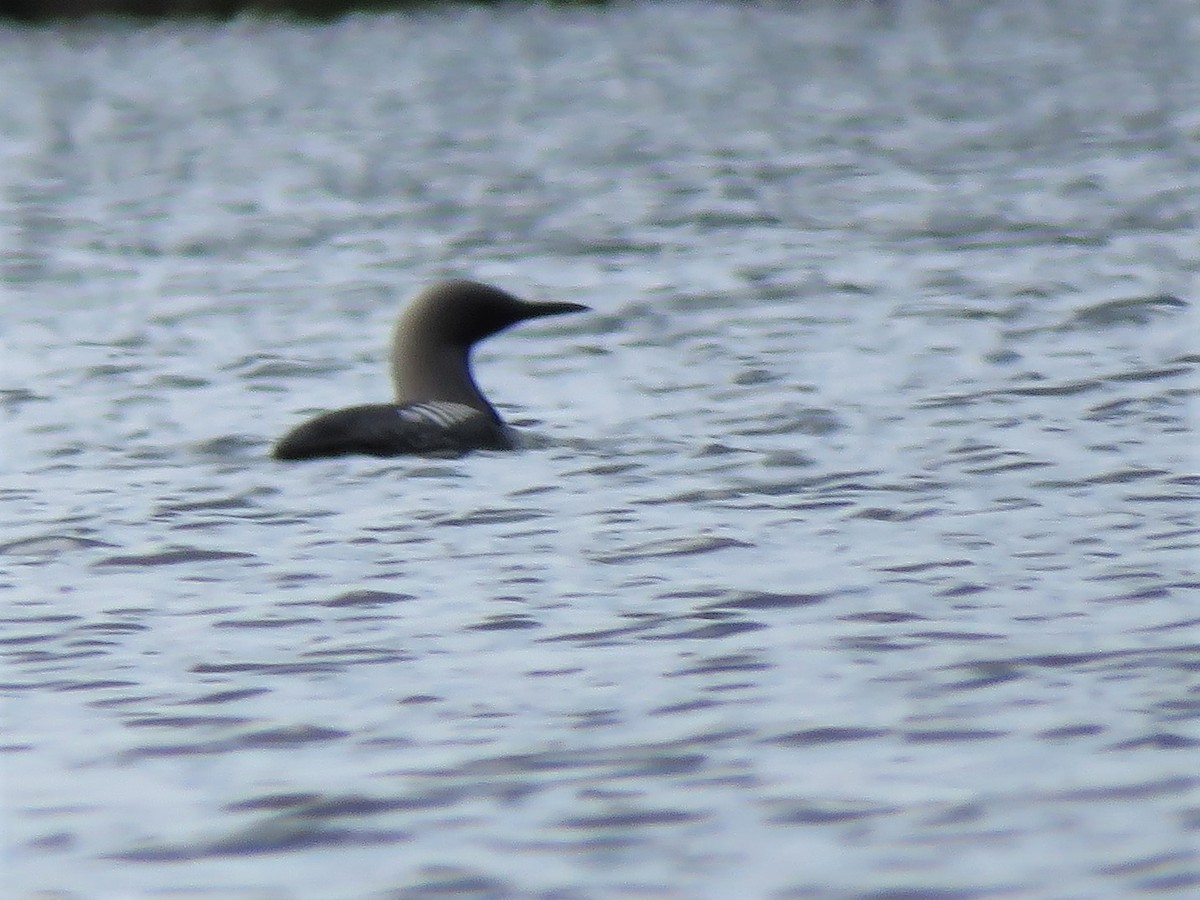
(3, 2, 1199, 896)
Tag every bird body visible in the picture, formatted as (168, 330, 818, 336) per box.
(272, 280, 586, 460)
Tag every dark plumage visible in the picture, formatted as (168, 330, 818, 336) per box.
(273, 280, 587, 461)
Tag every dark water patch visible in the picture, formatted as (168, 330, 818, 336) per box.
(1086, 567, 1170, 585)
(651, 698, 721, 715)
(936, 662, 1023, 691)
(213, 617, 320, 629)
(1107, 365, 1194, 383)
(439, 745, 710, 781)
(851, 506, 938, 522)
(1052, 777, 1198, 803)
(914, 389, 994, 410)
(124, 715, 251, 728)
(642, 470, 888, 508)
(541, 614, 679, 646)
(87, 694, 160, 709)
(957, 646, 1200, 676)
(1124, 492, 1200, 504)
(398, 694, 441, 706)
(760, 449, 817, 468)
(439, 507, 545, 527)
(725, 477, 837, 499)
(591, 535, 751, 564)
(855, 889, 990, 900)
(920, 802, 987, 827)
(1152, 699, 1200, 722)
(642, 620, 765, 640)
(84, 363, 139, 378)
(1097, 586, 1173, 603)
(903, 729, 1008, 743)
(178, 687, 271, 705)
(74, 621, 148, 635)
(234, 357, 347, 380)
(668, 653, 770, 677)
(547, 234, 667, 257)
(193, 434, 268, 458)
(225, 792, 321, 812)
(946, 442, 1011, 460)
(840, 611, 928, 624)
(703, 591, 828, 611)
(880, 559, 974, 574)
(69, 640, 124, 652)
(559, 808, 704, 829)
(572, 709, 622, 729)
(151, 374, 209, 389)
(909, 631, 1005, 642)
(1129, 871, 1200, 893)
(230, 789, 466, 817)
(544, 607, 777, 648)
(172, 512, 279, 532)
(733, 367, 782, 386)
(1007, 380, 1101, 399)
(962, 458, 1054, 475)
(1038, 724, 1107, 740)
(0, 631, 66, 648)
(391, 867, 518, 899)
(633, 486, 745, 504)
(1085, 398, 1144, 421)
(467, 615, 541, 631)
(768, 800, 895, 825)
(7, 649, 109, 669)
(26, 831, 75, 852)
(939, 583, 988, 598)
(38, 679, 137, 694)
(1, 533, 116, 556)
(525, 667, 584, 679)
(1035, 467, 1169, 488)
(318, 589, 416, 608)
(1, 535, 115, 564)
(928, 363, 1195, 416)
(805, 470, 888, 491)
(191, 661, 344, 675)
(728, 406, 844, 438)
(113, 819, 407, 861)
(0, 614, 81, 626)
(766, 727, 890, 747)
(1108, 733, 1200, 751)
(706, 682, 757, 696)
(119, 741, 228, 760)
(895, 300, 1024, 323)
(94, 546, 257, 567)
(300, 646, 410, 665)
(154, 492, 266, 515)
(1, 387, 48, 411)
(1065, 294, 1187, 329)
(692, 209, 784, 231)
(693, 442, 745, 458)
(1135, 615, 1200, 634)
(123, 724, 350, 760)
(837, 635, 923, 653)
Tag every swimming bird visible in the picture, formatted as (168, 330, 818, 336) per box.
(272, 279, 588, 460)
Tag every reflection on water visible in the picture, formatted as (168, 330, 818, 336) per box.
(3, 1, 1200, 896)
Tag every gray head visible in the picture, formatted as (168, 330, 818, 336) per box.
(389, 279, 588, 421)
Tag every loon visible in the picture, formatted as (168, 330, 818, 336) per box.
(272, 280, 588, 460)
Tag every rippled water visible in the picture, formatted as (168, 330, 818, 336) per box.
(3, 1, 1200, 896)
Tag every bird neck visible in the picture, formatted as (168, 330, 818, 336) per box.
(389, 338, 500, 423)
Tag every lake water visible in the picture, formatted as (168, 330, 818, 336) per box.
(3, 1, 1199, 896)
